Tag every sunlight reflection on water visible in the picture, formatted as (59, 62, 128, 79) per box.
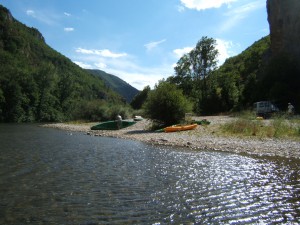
(0, 124, 299, 224)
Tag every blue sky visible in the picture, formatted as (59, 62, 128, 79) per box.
(0, 0, 269, 90)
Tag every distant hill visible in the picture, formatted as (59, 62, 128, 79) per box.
(86, 69, 139, 103)
(0, 5, 125, 122)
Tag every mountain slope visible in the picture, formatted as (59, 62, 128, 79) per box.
(0, 5, 124, 122)
(217, 35, 299, 111)
(86, 69, 139, 103)
(207, 36, 271, 112)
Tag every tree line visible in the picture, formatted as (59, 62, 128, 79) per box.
(0, 5, 127, 122)
(134, 35, 300, 126)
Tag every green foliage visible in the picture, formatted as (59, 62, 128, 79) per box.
(170, 36, 271, 115)
(209, 36, 271, 112)
(174, 36, 218, 81)
(172, 36, 219, 109)
(72, 100, 133, 122)
(130, 85, 150, 109)
(221, 119, 262, 136)
(0, 5, 125, 122)
(221, 117, 300, 139)
(143, 81, 193, 126)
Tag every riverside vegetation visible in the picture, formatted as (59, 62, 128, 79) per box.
(1, 4, 299, 130)
(220, 112, 300, 140)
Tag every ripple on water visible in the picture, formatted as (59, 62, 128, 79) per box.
(0, 124, 300, 224)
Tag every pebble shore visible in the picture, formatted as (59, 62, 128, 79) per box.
(42, 116, 300, 159)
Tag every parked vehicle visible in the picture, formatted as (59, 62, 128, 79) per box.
(253, 101, 279, 118)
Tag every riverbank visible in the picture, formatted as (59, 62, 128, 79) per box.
(42, 116, 300, 159)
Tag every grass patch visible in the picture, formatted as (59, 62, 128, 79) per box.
(221, 117, 300, 140)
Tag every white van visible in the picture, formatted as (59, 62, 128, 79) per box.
(253, 101, 279, 118)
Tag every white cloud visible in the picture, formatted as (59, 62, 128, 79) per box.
(180, 0, 237, 11)
(220, 1, 266, 32)
(74, 48, 173, 90)
(144, 39, 166, 51)
(95, 62, 107, 70)
(172, 39, 234, 67)
(25, 8, 59, 25)
(64, 12, 71, 16)
(64, 27, 74, 32)
(177, 5, 186, 12)
(216, 39, 234, 65)
(173, 47, 193, 58)
(74, 61, 93, 69)
(75, 48, 127, 58)
(26, 10, 35, 16)
(226, 1, 265, 15)
(105, 65, 172, 90)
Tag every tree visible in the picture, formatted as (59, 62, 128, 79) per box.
(143, 80, 193, 126)
(172, 37, 219, 113)
(172, 54, 194, 96)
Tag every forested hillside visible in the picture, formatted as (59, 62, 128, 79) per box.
(0, 5, 125, 122)
(216, 35, 299, 112)
(168, 35, 299, 114)
(86, 69, 139, 103)
(212, 36, 272, 111)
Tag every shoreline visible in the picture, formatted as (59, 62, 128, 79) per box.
(42, 116, 300, 160)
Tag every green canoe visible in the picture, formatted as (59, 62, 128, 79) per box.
(91, 120, 136, 130)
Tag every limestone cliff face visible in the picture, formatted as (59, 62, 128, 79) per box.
(267, 0, 300, 61)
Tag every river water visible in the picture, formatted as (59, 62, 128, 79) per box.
(0, 124, 299, 224)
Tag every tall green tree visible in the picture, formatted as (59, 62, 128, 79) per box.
(170, 54, 194, 97)
(172, 36, 218, 113)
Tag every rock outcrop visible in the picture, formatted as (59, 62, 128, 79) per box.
(267, 0, 300, 61)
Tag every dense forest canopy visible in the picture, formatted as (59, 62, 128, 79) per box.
(0, 5, 126, 122)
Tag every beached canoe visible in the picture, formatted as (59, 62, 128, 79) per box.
(91, 120, 136, 130)
(164, 124, 197, 132)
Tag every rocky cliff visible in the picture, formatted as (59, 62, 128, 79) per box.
(267, 0, 300, 61)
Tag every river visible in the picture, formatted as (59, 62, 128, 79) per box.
(0, 124, 299, 224)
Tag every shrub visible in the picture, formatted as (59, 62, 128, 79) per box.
(143, 81, 193, 126)
(71, 100, 133, 121)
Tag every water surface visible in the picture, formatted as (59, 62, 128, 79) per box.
(0, 124, 299, 224)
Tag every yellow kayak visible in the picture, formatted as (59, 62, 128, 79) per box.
(164, 124, 197, 132)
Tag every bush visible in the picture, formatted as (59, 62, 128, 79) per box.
(71, 100, 133, 121)
(143, 81, 193, 126)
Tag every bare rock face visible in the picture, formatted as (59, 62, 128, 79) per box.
(267, 0, 300, 61)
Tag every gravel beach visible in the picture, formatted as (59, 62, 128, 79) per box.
(42, 116, 300, 159)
